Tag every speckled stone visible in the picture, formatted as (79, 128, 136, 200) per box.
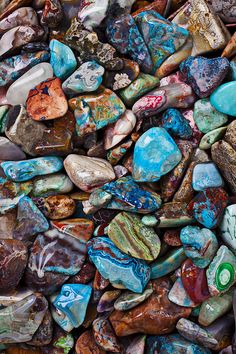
(151, 247, 187, 279)
(49, 39, 76, 80)
(97, 290, 121, 313)
(206, 0, 236, 23)
(114, 284, 153, 311)
(225, 120, 236, 150)
(0, 209, 16, 239)
(155, 201, 195, 228)
(161, 108, 192, 139)
(93, 317, 122, 353)
(34, 195, 76, 220)
(199, 127, 227, 150)
(220, 204, 236, 250)
(168, 277, 198, 308)
(0, 178, 32, 214)
(192, 162, 224, 191)
(76, 330, 105, 354)
(210, 82, 236, 117)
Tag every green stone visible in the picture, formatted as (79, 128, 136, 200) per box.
(0, 105, 9, 133)
(199, 126, 227, 150)
(54, 333, 74, 354)
(141, 215, 158, 227)
(108, 211, 161, 261)
(119, 73, 159, 107)
(193, 98, 228, 134)
(198, 289, 233, 327)
(31, 173, 74, 197)
(114, 284, 153, 311)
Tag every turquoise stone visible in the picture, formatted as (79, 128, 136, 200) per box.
(53, 284, 92, 328)
(51, 298, 74, 332)
(180, 225, 218, 268)
(220, 204, 236, 250)
(87, 237, 150, 293)
(150, 247, 187, 279)
(49, 39, 77, 80)
(210, 81, 236, 117)
(192, 162, 224, 191)
(132, 127, 182, 182)
(168, 277, 198, 308)
(161, 108, 192, 139)
(1, 156, 63, 182)
(228, 58, 236, 81)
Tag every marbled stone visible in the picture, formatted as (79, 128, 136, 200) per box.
(222, 32, 236, 59)
(51, 300, 73, 332)
(199, 127, 227, 150)
(0, 137, 26, 160)
(114, 285, 153, 311)
(0, 105, 9, 133)
(51, 218, 94, 242)
(220, 204, 236, 251)
(206, 245, 236, 296)
(93, 317, 122, 353)
(93, 269, 110, 290)
(62, 61, 104, 95)
(0, 178, 32, 214)
(0, 0, 33, 21)
(180, 225, 218, 268)
(108, 212, 160, 261)
(87, 237, 150, 293)
(31, 173, 73, 197)
(109, 278, 191, 336)
(107, 139, 133, 165)
(1, 156, 63, 182)
(49, 39, 76, 80)
(155, 201, 194, 227)
(34, 195, 76, 220)
(97, 290, 121, 313)
(194, 98, 228, 134)
(210, 82, 236, 117)
(161, 108, 192, 139)
(75, 330, 105, 354)
(41, 0, 63, 28)
(192, 162, 223, 191)
(168, 277, 198, 308)
(69, 262, 96, 285)
(151, 247, 187, 279)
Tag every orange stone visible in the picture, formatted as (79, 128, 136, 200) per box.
(222, 32, 236, 58)
(75, 330, 105, 354)
(132, 0, 168, 16)
(44, 195, 76, 219)
(51, 218, 94, 241)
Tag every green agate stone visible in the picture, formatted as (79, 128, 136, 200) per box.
(199, 126, 227, 150)
(151, 247, 187, 279)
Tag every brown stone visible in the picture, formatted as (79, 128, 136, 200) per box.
(163, 229, 182, 246)
(38, 195, 76, 220)
(222, 32, 236, 58)
(93, 270, 110, 290)
(224, 120, 236, 150)
(0, 0, 31, 21)
(75, 330, 105, 354)
(109, 278, 191, 336)
(28, 310, 53, 346)
(0, 209, 16, 239)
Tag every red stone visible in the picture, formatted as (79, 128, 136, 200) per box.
(93, 270, 110, 290)
(51, 218, 94, 242)
(76, 330, 105, 354)
(69, 262, 96, 284)
(163, 229, 182, 246)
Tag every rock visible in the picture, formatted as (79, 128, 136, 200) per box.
(0, 210, 16, 239)
(31, 173, 73, 197)
(210, 81, 236, 117)
(220, 204, 236, 250)
(114, 284, 153, 311)
(225, 120, 236, 150)
(6, 63, 53, 105)
(155, 201, 195, 227)
(62, 61, 104, 95)
(0, 0, 33, 21)
(34, 195, 76, 220)
(49, 39, 76, 80)
(93, 269, 110, 290)
(28, 309, 53, 346)
(69, 262, 96, 286)
(0, 178, 32, 214)
(0, 137, 26, 160)
(206, 0, 236, 23)
(151, 247, 187, 279)
(75, 330, 105, 354)
(107, 139, 133, 165)
(168, 277, 198, 308)
(41, 0, 63, 28)
(163, 229, 181, 246)
(93, 317, 122, 352)
(109, 278, 191, 336)
(222, 32, 236, 59)
(199, 127, 227, 150)
(97, 290, 121, 313)
(108, 212, 161, 261)
(180, 225, 218, 268)
(192, 162, 223, 191)
(51, 218, 94, 242)
(88, 237, 150, 293)
(193, 98, 228, 134)
(161, 108, 192, 139)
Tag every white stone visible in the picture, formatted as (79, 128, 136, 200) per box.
(220, 204, 236, 251)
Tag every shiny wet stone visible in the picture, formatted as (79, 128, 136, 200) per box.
(49, 39, 76, 80)
(151, 247, 186, 279)
(220, 204, 236, 250)
(192, 162, 224, 191)
(161, 108, 192, 139)
(210, 81, 236, 117)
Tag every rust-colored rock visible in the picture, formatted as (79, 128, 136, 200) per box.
(75, 330, 105, 354)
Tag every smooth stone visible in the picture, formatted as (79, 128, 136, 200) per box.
(151, 247, 187, 279)
(199, 127, 227, 150)
(31, 173, 73, 197)
(52, 218, 93, 243)
(141, 215, 158, 227)
(181, 259, 210, 303)
(132, 127, 182, 182)
(180, 56, 229, 98)
(199, 289, 233, 326)
(0, 137, 26, 160)
(0, 0, 38, 21)
(0, 50, 50, 87)
(210, 81, 236, 116)
(49, 39, 76, 80)
(206, 245, 236, 296)
(0, 6, 38, 34)
(187, 187, 228, 229)
(69, 262, 96, 286)
(161, 108, 192, 139)
(64, 155, 115, 192)
(93, 269, 110, 290)
(168, 277, 198, 307)
(0, 178, 32, 214)
(97, 290, 121, 313)
(53, 284, 92, 329)
(87, 237, 150, 293)
(0, 105, 9, 133)
(114, 284, 153, 311)
(194, 98, 228, 134)
(75, 330, 105, 354)
(93, 317, 122, 353)
(28, 309, 53, 346)
(0, 239, 27, 291)
(34, 194, 76, 220)
(192, 162, 223, 191)
(51, 300, 74, 332)
(155, 201, 195, 227)
(0, 294, 48, 343)
(0, 209, 16, 239)
(220, 204, 236, 251)
(108, 212, 161, 261)
(13, 196, 49, 241)
(125, 334, 146, 354)
(109, 278, 191, 336)
(62, 61, 104, 95)
(225, 120, 236, 150)
(1, 156, 63, 182)
(6, 63, 54, 105)
(107, 139, 133, 166)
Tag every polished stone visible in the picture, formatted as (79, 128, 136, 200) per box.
(161, 108, 192, 139)
(97, 290, 121, 313)
(0, 7, 38, 34)
(151, 247, 187, 279)
(155, 201, 195, 227)
(0, 137, 26, 160)
(220, 204, 236, 250)
(210, 82, 236, 117)
(114, 285, 153, 311)
(0, 178, 32, 214)
(34, 194, 76, 220)
(31, 173, 73, 197)
(192, 162, 224, 191)
(75, 330, 105, 354)
(93, 317, 122, 353)
(199, 127, 227, 150)
(49, 39, 76, 80)
(168, 277, 198, 308)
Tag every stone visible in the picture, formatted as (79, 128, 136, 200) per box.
(51, 218, 94, 242)
(106, 14, 153, 73)
(49, 39, 77, 80)
(97, 290, 121, 313)
(225, 120, 236, 150)
(0, 294, 48, 343)
(114, 285, 153, 311)
(93, 269, 110, 290)
(182, 108, 203, 148)
(168, 277, 198, 308)
(163, 229, 181, 246)
(180, 56, 230, 98)
(0, 0, 32, 20)
(22, 41, 49, 52)
(62, 61, 104, 95)
(110, 278, 191, 336)
(193, 98, 228, 134)
(192, 162, 224, 191)
(222, 32, 236, 59)
(34, 195, 76, 220)
(0, 137, 26, 160)
(87, 237, 150, 293)
(0, 105, 9, 133)
(64, 155, 115, 192)
(199, 127, 227, 150)
(0, 178, 32, 214)
(210, 81, 236, 117)
(69, 262, 96, 286)
(41, 0, 63, 28)
(6, 63, 54, 105)
(28, 309, 53, 346)
(53, 284, 92, 329)
(0, 209, 16, 239)
(51, 301, 74, 332)
(107, 139, 133, 165)
(31, 173, 73, 197)
(26, 77, 68, 121)
(220, 204, 236, 251)
(206, 0, 236, 23)
(75, 330, 105, 354)
(125, 334, 146, 354)
(151, 247, 187, 279)
(93, 317, 122, 352)
(1, 156, 63, 182)
(161, 108, 192, 139)
(132, 127, 182, 182)
(108, 212, 161, 261)
(0, 239, 27, 291)
(180, 225, 218, 268)
(155, 201, 195, 227)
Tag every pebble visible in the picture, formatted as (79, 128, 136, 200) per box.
(199, 126, 227, 150)
(161, 108, 192, 139)
(0, 136, 26, 160)
(31, 173, 73, 197)
(220, 204, 236, 250)
(192, 162, 224, 191)
(210, 82, 236, 117)
(114, 284, 153, 310)
(168, 277, 199, 307)
(76, 329, 105, 354)
(35, 194, 76, 220)
(0, 7, 39, 34)
(49, 39, 77, 80)
(93, 317, 122, 352)
(151, 247, 187, 279)
(97, 290, 121, 313)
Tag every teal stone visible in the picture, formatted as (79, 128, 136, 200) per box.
(210, 81, 236, 117)
(228, 57, 236, 81)
(132, 127, 182, 182)
(49, 39, 77, 80)
(194, 98, 228, 133)
(141, 215, 158, 226)
(51, 297, 74, 332)
(1, 156, 63, 182)
(192, 162, 224, 191)
(53, 284, 92, 329)
(161, 108, 192, 139)
(168, 277, 198, 308)
(150, 247, 187, 279)
(180, 225, 218, 268)
(220, 204, 236, 251)
(199, 126, 227, 150)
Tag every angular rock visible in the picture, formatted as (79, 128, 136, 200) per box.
(168, 277, 198, 308)
(161, 108, 192, 139)
(49, 39, 77, 80)
(75, 330, 105, 354)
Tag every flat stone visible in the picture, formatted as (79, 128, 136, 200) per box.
(49, 39, 77, 80)
(155, 201, 195, 227)
(51, 218, 94, 242)
(114, 285, 153, 311)
(0, 137, 26, 160)
(151, 247, 187, 279)
(34, 194, 76, 220)
(31, 173, 73, 197)
(168, 277, 198, 308)
(210, 82, 236, 117)
(76, 330, 105, 354)
(93, 317, 122, 353)
(192, 162, 224, 191)
(220, 205, 236, 251)
(199, 127, 227, 150)
(161, 108, 192, 139)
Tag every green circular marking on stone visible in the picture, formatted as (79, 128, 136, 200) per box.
(215, 262, 234, 291)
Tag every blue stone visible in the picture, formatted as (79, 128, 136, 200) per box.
(168, 277, 198, 308)
(132, 127, 182, 182)
(228, 58, 236, 81)
(161, 108, 192, 139)
(53, 284, 92, 328)
(87, 237, 150, 293)
(180, 225, 218, 268)
(210, 81, 236, 116)
(192, 162, 224, 191)
(49, 39, 77, 80)
(151, 247, 187, 279)
(1, 156, 63, 182)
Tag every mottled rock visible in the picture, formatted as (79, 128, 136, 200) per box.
(151, 247, 187, 279)
(31, 173, 73, 197)
(49, 39, 76, 80)
(114, 284, 153, 311)
(75, 330, 105, 354)
(0, 137, 26, 160)
(35, 195, 76, 220)
(161, 108, 192, 139)
(93, 317, 122, 352)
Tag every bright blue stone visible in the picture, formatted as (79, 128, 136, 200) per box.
(161, 108, 192, 139)
(1, 156, 63, 182)
(210, 81, 236, 116)
(132, 127, 182, 182)
(53, 284, 92, 328)
(49, 39, 77, 80)
(151, 247, 186, 279)
(192, 162, 224, 191)
(87, 237, 150, 293)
